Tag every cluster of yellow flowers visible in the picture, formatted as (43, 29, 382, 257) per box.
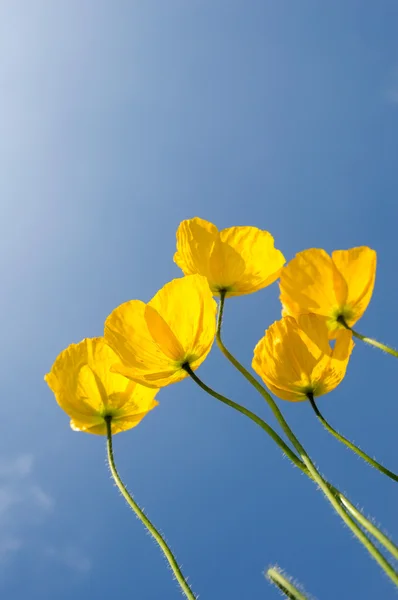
(46, 217, 376, 431)
(46, 217, 398, 598)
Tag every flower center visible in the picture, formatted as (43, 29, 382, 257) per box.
(302, 382, 323, 398)
(213, 285, 232, 296)
(101, 408, 122, 421)
(330, 305, 355, 330)
(179, 353, 199, 369)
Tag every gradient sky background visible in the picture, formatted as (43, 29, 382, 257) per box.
(1, 2, 398, 599)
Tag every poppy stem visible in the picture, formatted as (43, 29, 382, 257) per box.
(181, 364, 307, 471)
(266, 566, 309, 600)
(105, 418, 197, 600)
(214, 294, 398, 586)
(184, 364, 398, 561)
(183, 364, 398, 584)
(351, 329, 398, 357)
(335, 492, 398, 560)
(337, 317, 398, 358)
(307, 393, 398, 483)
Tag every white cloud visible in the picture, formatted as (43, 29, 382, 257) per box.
(0, 453, 90, 574)
(0, 453, 54, 564)
(0, 454, 33, 478)
(29, 485, 55, 512)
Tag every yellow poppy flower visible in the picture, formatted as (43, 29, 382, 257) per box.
(252, 314, 353, 401)
(174, 217, 285, 296)
(280, 247, 376, 333)
(45, 337, 159, 435)
(104, 274, 217, 388)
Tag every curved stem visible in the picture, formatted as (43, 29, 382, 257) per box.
(352, 329, 398, 358)
(214, 293, 398, 586)
(335, 491, 398, 560)
(337, 317, 398, 358)
(184, 366, 398, 586)
(181, 366, 303, 471)
(216, 293, 309, 458)
(217, 294, 398, 558)
(307, 393, 398, 483)
(180, 363, 398, 560)
(105, 418, 197, 600)
(266, 567, 309, 600)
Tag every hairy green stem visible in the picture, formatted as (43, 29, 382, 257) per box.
(335, 492, 398, 560)
(217, 294, 398, 558)
(105, 418, 196, 600)
(266, 567, 309, 600)
(351, 330, 398, 357)
(324, 482, 398, 560)
(181, 362, 398, 560)
(183, 364, 303, 470)
(213, 292, 398, 586)
(183, 365, 398, 586)
(307, 393, 398, 483)
(337, 317, 398, 358)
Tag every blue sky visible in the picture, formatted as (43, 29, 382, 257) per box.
(1, 1, 398, 598)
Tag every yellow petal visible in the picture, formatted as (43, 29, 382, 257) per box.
(252, 318, 314, 401)
(70, 415, 105, 433)
(220, 226, 285, 295)
(295, 313, 333, 358)
(312, 329, 353, 396)
(70, 414, 142, 435)
(148, 275, 217, 366)
(144, 305, 185, 361)
(280, 248, 347, 319)
(105, 276, 216, 388)
(70, 384, 159, 435)
(45, 338, 123, 421)
(332, 247, 376, 327)
(331, 328, 355, 361)
(207, 238, 246, 292)
(104, 300, 178, 386)
(174, 218, 245, 292)
(45, 338, 159, 434)
(174, 217, 219, 281)
(252, 314, 352, 402)
(174, 218, 285, 296)
(111, 361, 187, 388)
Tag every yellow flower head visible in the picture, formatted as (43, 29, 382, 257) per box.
(104, 274, 217, 388)
(45, 337, 159, 435)
(252, 314, 354, 401)
(174, 217, 285, 297)
(280, 247, 376, 333)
